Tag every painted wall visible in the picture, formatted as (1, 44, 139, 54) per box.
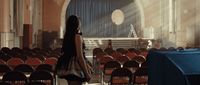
(0, 0, 10, 32)
(42, 0, 65, 32)
(178, 0, 200, 47)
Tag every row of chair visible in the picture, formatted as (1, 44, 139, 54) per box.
(0, 52, 59, 61)
(103, 60, 148, 85)
(0, 64, 54, 74)
(0, 81, 48, 85)
(95, 54, 146, 70)
(0, 57, 57, 69)
(0, 47, 60, 85)
(93, 47, 148, 58)
(0, 70, 54, 85)
(0, 47, 60, 62)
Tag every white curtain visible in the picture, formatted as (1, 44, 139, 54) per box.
(66, 0, 141, 37)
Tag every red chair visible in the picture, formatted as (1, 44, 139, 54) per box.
(98, 55, 114, 70)
(0, 59, 6, 64)
(116, 48, 128, 55)
(44, 57, 57, 66)
(26, 82, 46, 85)
(133, 67, 148, 84)
(115, 55, 130, 64)
(14, 64, 34, 76)
(123, 60, 140, 73)
(25, 58, 42, 69)
(29, 71, 54, 85)
(0, 82, 11, 85)
(36, 64, 53, 72)
(93, 48, 104, 56)
(2, 71, 27, 85)
(104, 48, 114, 56)
(103, 61, 121, 83)
(7, 58, 24, 68)
(0, 64, 12, 79)
(45, 54, 59, 59)
(111, 68, 132, 85)
(139, 51, 148, 57)
(111, 51, 121, 60)
(132, 55, 146, 64)
(126, 51, 137, 59)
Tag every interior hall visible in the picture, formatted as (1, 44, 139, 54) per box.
(0, 0, 200, 85)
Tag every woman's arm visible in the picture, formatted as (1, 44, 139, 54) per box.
(75, 34, 91, 80)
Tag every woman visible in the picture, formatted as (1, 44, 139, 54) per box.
(62, 15, 91, 85)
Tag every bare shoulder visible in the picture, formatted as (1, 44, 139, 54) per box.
(75, 34, 82, 39)
(75, 34, 82, 42)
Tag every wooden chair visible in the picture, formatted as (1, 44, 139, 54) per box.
(7, 58, 24, 68)
(14, 64, 34, 76)
(123, 60, 140, 73)
(133, 67, 148, 85)
(25, 58, 42, 69)
(103, 61, 121, 83)
(29, 71, 53, 85)
(0, 64, 12, 80)
(25, 82, 46, 85)
(111, 68, 132, 85)
(0, 59, 6, 64)
(2, 71, 27, 85)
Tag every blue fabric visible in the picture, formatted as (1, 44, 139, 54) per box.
(148, 49, 200, 85)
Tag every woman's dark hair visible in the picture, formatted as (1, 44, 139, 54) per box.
(62, 15, 80, 65)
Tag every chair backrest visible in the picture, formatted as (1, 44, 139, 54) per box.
(104, 48, 114, 56)
(0, 53, 11, 62)
(111, 68, 132, 85)
(25, 58, 42, 68)
(30, 54, 46, 61)
(123, 60, 140, 73)
(133, 67, 148, 84)
(2, 71, 27, 84)
(44, 57, 57, 66)
(177, 47, 184, 50)
(36, 64, 53, 72)
(93, 48, 103, 56)
(116, 48, 128, 55)
(115, 55, 130, 64)
(98, 55, 114, 65)
(1, 47, 11, 54)
(104, 61, 121, 75)
(0, 59, 6, 64)
(14, 64, 34, 74)
(0, 64, 12, 75)
(26, 82, 46, 85)
(159, 47, 167, 51)
(141, 61, 148, 68)
(126, 51, 137, 59)
(139, 51, 148, 57)
(136, 67, 148, 75)
(0, 64, 12, 73)
(148, 48, 158, 52)
(168, 47, 176, 51)
(132, 55, 146, 64)
(0, 82, 11, 85)
(45, 54, 59, 59)
(7, 58, 24, 68)
(29, 71, 53, 85)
